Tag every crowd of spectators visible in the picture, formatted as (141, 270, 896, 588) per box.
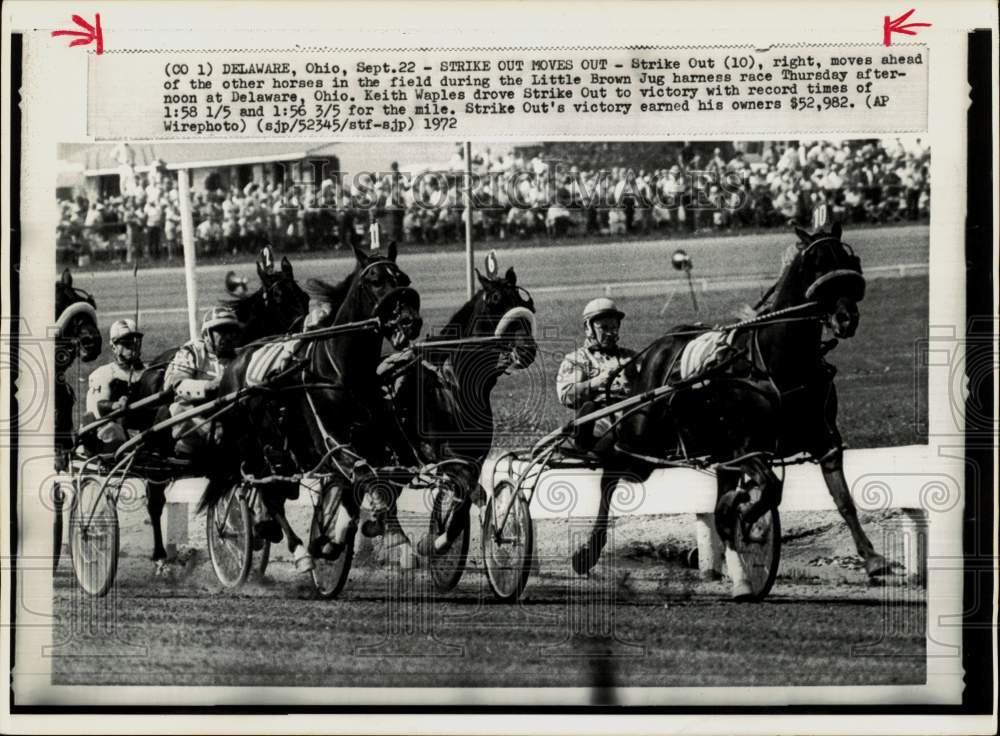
(57, 139, 930, 264)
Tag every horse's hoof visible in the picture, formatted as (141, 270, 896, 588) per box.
(731, 581, 755, 601)
(308, 536, 343, 561)
(254, 519, 282, 545)
(153, 560, 167, 577)
(571, 546, 596, 576)
(398, 544, 419, 570)
(293, 545, 314, 573)
(360, 518, 384, 538)
(865, 554, 893, 577)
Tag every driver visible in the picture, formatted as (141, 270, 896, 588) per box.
(82, 318, 146, 453)
(556, 297, 636, 452)
(163, 306, 242, 458)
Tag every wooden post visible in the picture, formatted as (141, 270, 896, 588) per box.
(464, 141, 474, 300)
(176, 168, 199, 341)
(695, 513, 723, 579)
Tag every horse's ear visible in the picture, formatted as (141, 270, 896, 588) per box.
(505, 267, 517, 286)
(280, 256, 294, 278)
(61, 269, 73, 287)
(386, 241, 398, 262)
(475, 268, 490, 290)
(831, 221, 842, 240)
(352, 244, 369, 265)
(794, 227, 812, 247)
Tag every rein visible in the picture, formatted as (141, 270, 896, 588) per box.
(239, 317, 380, 352)
(601, 301, 824, 401)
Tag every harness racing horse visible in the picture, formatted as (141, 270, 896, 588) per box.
(53, 269, 102, 567)
(122, 246, 310, 569)
(387, 259, 537, 582)
(197, 243, 423, 578)
(575, 223, 891, 598)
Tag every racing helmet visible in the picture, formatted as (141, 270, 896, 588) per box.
(200, 306, 241, 335)
(582, 297, 625, 326)
(109, 318, 143, 343)
(109, 318, 143, 366)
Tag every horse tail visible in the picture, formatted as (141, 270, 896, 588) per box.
(196, 473, 234, 514)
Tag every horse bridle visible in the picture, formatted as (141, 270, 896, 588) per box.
(259, 272, 309, 318)
(756, 235, 863, 311)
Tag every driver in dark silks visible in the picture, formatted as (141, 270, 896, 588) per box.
(556, 298, 637, 574)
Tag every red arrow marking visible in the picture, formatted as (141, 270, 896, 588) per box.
(52, 13, 104, 54)
(883, 8, 931, 46)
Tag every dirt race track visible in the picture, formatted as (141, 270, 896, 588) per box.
(51, 510, 926, 692)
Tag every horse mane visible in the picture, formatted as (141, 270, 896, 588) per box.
(436, 296, 478, 340)
(305, 271, 357, 327)
(222, 288, 263, 323)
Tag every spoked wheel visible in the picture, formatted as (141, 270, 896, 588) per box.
(206, 485, 253, 589)
(310, 488, 354, 600)
(426, 482, 471, 593)
(68, 477, 120, 597)
(730, 483, 781, 601)
(482, 481, 533, 602)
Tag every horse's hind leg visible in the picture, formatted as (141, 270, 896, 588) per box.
(570, 469, 619, 576)
(714, 470, 757, 600)
(736, 456, 781, 532)
(146, 480, 169, 571)
(820, 451, 891, 576)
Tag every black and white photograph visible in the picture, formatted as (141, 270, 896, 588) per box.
(44, 136, 931, 687)
(2, 2, 996, 733)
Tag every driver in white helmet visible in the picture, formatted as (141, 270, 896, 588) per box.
(82, 318, 146, 452)
(163, 306, 242, 457)
(556, 297, 636, 452)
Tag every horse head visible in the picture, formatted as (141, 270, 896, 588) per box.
(785, 222, 865, 339)
(339, 242, 422, 350)
(467, 257, 538, 372)
(54, 268, 102, 363)
(227, 246, 310, 341)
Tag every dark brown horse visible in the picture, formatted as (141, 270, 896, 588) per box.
(197, 243, 423, 571)
(574, 223, 890, 597)
(388, 260, 538, 562)
(53, 269, 102, 567)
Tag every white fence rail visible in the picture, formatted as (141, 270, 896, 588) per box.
(54, 445, 938, 578)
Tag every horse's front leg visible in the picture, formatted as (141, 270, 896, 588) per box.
(820, 451, 891, 576)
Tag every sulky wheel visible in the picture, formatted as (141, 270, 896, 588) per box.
(729, 482, 781, 601)
(482, 480, 533, 602)
(206, 484, 253, 589)
(309, 488, 354, 600)
(426, 480, 471, 593)
(68, 476, 120, 597)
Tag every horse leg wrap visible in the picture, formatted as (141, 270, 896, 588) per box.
(725, 547, 754, 601)
(292, 544, 314, 573)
